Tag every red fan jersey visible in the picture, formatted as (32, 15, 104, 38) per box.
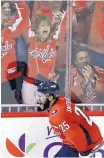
(88, 2, 104, 54)
(75, 1, 87, 11)
(1, 1, 30, 82)
(1, 27, 17, 82)
(49, 96, 103, 152)
(27, 37, 58, 80)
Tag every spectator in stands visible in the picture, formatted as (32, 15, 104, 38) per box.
(15, 1, 34, 64)
(31, 1, 66, 40)
(72, 1, 104, 69)
(1, 1, 19, 106)
(5, 1, 65, 108)
(21, 10, 61, 109)
(1, 1, 30, 106)
(71, 46, 104, 108)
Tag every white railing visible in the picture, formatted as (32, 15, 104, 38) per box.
(1, 104, 40, 112)
(1, 104, 104, 112)
(75, 104, 104, 111)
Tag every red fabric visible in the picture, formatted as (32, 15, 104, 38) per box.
(1, 2, 30, 82)
(94, 2, 104, 40)
(1, 111, 104, 118)
(75, 1, 87, 11)
(49, 96, 103, 152)
(88, 2, 104, 54)
(1, 27, 16, 82)
(27, 37, 58, 79)
(36, 7, 53, 21)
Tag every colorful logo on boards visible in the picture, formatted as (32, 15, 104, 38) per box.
(6, 133, 36, 157)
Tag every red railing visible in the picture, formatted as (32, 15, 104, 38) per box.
(1, 111, 104, 118)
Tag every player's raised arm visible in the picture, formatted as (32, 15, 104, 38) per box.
(8, 1, 30, 39)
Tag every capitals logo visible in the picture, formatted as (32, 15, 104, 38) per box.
(51, 108, 59, 116)
(6, 133, 36, 157)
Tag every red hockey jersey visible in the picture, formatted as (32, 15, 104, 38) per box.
(1, 1, 30, 82)
(49, 96, 103, 152)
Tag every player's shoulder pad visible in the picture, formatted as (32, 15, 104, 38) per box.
(51, 108, 59, 116)
(50, 101, 64, 117)
(50, 106, 65, 125)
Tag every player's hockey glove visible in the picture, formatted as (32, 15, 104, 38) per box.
(79, 149, 92, 158)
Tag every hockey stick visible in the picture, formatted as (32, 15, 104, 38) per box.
(90, 141, 104, 158)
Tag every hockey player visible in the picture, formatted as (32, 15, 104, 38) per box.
(37, 82, 103, 157)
